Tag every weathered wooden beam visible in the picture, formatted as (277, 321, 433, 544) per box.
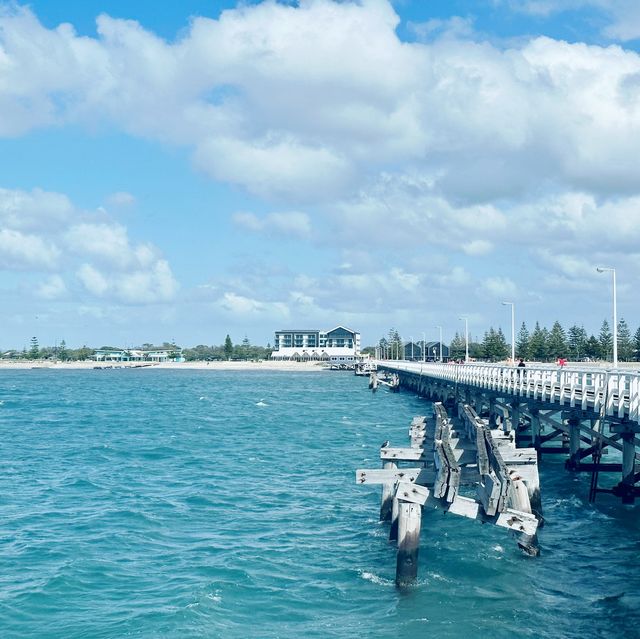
(425, 494, 538, 536)
(380, 461, 397, 521)
(356, 468, 422, 485)
(395, 481, 429, 506)
(380, 447, 426, 462)
(395, 501, 422, 587)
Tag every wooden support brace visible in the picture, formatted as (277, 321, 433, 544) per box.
(425, 494, 539, 536)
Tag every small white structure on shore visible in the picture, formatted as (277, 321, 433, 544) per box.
(94, 347, 184, 363)
(271, 326, 361, 361)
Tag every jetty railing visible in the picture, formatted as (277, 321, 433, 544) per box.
(377, 361, 640, 425)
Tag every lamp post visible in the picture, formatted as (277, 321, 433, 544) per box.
(410, 336, 414, 361)
(459, 316, 469, 363)
(596, 266, 617, 368)
(502, 301, 515, 363)
(422, 332, 426, 362)
(436, 325, 443, 362)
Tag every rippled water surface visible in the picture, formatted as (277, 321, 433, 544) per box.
(1, 369, 638, 638)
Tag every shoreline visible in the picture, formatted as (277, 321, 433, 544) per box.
(0, 360, 330, 372)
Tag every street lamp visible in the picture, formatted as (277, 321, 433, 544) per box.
(596, 266, 617, 368)
(459, 316, 469, 363)
(436, 325, 443, 362)
(502, 301, 515, 363)
(422, 332, 426, 362)
(410, 336, 414, 361)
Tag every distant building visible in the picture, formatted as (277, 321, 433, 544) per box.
(94, 347, 184, 363)
(271, 326, 361, 361)
(402, 341, 449, 361)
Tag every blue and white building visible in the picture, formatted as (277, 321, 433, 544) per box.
(271, 326, 361, 362)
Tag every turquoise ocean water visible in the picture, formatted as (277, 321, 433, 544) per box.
(0, 369, 639, 638)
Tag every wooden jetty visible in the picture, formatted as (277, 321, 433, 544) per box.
(375, 361, 640, 504)
(356, 360, 640, 587)
(357, 401, 540, 587)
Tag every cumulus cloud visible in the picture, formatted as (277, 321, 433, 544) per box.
(217, 291, 290, 318)
(0, 186, 178, 304)
(0, 228, 60, 270)
(1, 1, 638, 207)
(501, 1, 640, 41)
(481, 276, 518, 298)
(232, 210, 312, 238)
(1, 1, 640, 336)
(36, 274, 67, 299)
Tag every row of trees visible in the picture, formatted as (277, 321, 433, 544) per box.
(449, 319, 640, 362)
(5, 336, 272, 362)
(182, 336, 271, 361)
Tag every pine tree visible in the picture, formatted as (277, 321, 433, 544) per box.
(567, 325, 587, 360)
(617, 318, 633, 361)
(634, 327, 640, 361)
(598, 320, 612, 361)
(450, 332, 465, 360)
(496, 327, 509, 361)
(529, 322, 548, 361)
(481, 328, 495, 361)
(548, 321, 568, 360)
(224, 334, 233, 360)
(483, 327, 509, 361)
(387, 328, 402, 360)
(29, 337, 39, 360)
(585, 335, 600, 359)
(516, 322, 530, 360)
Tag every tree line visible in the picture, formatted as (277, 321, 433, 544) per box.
(449, 319, 640, 362)
(3, 335, 273, 362)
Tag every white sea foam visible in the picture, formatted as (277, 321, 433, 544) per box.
(256, 401, 268, 407)
(360, 571, 393, 587)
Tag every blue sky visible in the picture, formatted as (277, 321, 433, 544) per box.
(1, 0, 639, 350)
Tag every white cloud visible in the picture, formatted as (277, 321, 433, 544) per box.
(217, 291, 290, 318)
(462, 239, 493, 256)
(65, 222, 135, 268)
(36, 274, 67, 299)
(2, 1, 639, 206)
(0, 187, 74, 231)
(232, 210, 312, 238)
(77, 259, 178, 303)
(0, 186, 178, 304)
(107, 191, 136, 207)
(77, 263, 110, 296)
(502, 1, 640, 41)
(481, 276, 518, 298)
(0, 228, 60, 270)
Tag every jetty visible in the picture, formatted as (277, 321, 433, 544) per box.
(356, 360, 639, 587)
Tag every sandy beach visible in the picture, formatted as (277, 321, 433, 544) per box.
(0, 360, 329, 371)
